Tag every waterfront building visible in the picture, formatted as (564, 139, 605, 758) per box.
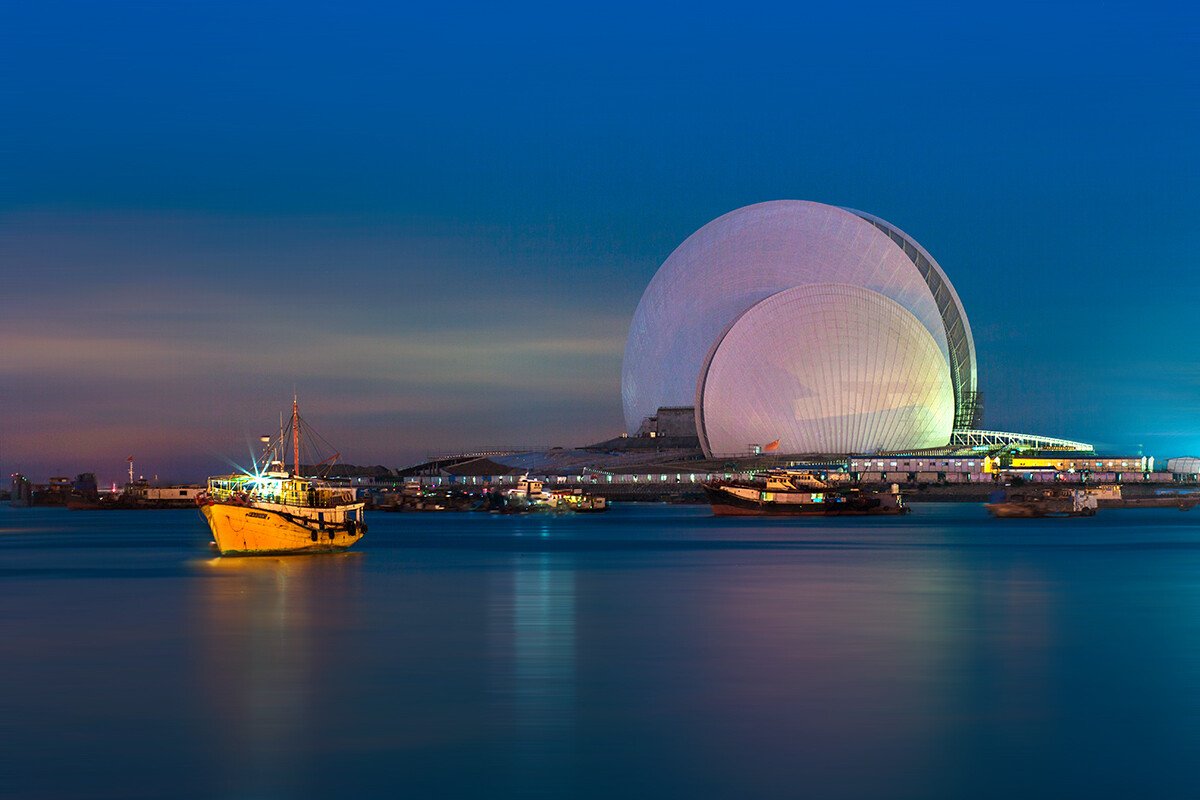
(9, 473, 32, 507)
(634, 406, 699, 439)
(850, 456, 988, 476)
(997, 453, 1154, 475)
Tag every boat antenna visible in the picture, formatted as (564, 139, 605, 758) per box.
(292, 395, 300, 476)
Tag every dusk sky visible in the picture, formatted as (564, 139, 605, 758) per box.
(3, 1, 1197, 484)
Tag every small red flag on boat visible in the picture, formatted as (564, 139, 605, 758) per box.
(126, 456, 134, 462)
(764, 440, 780, 451)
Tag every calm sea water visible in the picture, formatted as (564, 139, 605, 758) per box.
(4, 501, 1200, 799)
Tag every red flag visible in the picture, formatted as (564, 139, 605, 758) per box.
(126, 456, 134, 462)
(764, 440, 780, 452)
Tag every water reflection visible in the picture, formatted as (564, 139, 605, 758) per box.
(194, 554, 362, 798)
(9, 506, 1200, 799)
(634, 544, 1060, 798)
(490, 553, 577, 793)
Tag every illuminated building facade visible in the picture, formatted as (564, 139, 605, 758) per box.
(996, 453, 1154, 474)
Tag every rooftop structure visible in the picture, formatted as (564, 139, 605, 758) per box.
(1167, 457, 1200, 475)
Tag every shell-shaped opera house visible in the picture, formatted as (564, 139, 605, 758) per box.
(622, 200, 980, 457)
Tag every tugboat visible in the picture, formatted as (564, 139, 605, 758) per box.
(702, 469, 908, 516)
(197, 399, 367, 556)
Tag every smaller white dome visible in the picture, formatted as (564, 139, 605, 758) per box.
(697, 284, 954, 456)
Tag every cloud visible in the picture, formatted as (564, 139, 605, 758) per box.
(0, 212, 632, 480)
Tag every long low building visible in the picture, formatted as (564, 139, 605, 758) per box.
(850, 456, 988, 475)
(998, 453, 1154, 474)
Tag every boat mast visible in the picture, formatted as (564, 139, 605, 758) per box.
(292, 396, 300, 476)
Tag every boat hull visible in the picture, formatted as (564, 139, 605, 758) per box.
(200, 502, 364, 556)
(703, 484, 908, 516)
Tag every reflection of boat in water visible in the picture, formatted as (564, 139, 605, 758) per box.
(198, 551, 363, 576)
(193, 550, 362, 796)
(702, 469, 908, 516)
(197, 399, 367, 556)
(985, 486, 1099, 518)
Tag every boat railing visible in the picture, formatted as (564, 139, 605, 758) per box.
(204, 475, 358, 508)
(279, 488, 357, 508)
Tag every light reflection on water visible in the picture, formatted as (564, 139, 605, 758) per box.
(3, 502, 1200, 799)
(490, 553, 577, 796)
(193, 554, 363, 799)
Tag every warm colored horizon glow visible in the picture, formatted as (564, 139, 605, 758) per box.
(3, 2, 1198, 485)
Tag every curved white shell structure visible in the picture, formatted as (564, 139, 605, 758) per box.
(844, 208, 978, 411)
(621, 200, 977, 454)
(696, 285, 954, 456)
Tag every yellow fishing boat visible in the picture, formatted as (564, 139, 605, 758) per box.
(197, 399, 366, 556)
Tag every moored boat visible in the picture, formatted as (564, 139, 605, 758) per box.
(197, 399, 367, 556)
(702, 469, 908, 516)
(985, 486, 1099, 518)
(500, 476, 609, 513)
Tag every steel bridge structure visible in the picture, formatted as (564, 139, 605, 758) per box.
(950, 429, 1094, 452)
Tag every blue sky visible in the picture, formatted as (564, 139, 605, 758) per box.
(2, 1, 1197, 482)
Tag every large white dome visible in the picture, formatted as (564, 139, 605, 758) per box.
(621, 200, 978, 453)
(623, 202, 951, 433)
(696, 284, 955, 455)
